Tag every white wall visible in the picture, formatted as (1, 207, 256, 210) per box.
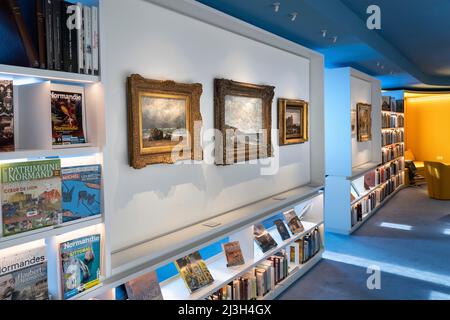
(101, 0, 315, 252)
(351, 75, 372, 168)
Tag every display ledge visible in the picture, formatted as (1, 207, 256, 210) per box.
(350, 185, 405, 234)
(259, 251, 323, 300)
(382, 142, 404, 149)
(160, 220, 322, 300)
(110, 184, 323, 276)
(382, 127, 404, 131)
(0, 216, 103, 251)
(381, 111, 404, 115)
(349, 162, 381, 180)
(0, 146, 100, 161)
(351, 171, 405, 206)
(0, 63, 99, 84)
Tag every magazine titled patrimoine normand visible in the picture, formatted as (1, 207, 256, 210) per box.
(60, 234, 101, 300)
(1, 159, 62, 237)
(0, 246, 48, 300)
(51, 84, 86, 146)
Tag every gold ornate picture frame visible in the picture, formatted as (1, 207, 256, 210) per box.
(214, 79, 275, 165)
(357, 103, 372, 142)
(278, 98, 309, 145)
(127, 74, 203, 169)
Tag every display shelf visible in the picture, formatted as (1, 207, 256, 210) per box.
(382, 142, 404, 149)
(259, 250, 323, 300)
(110, 184, 323, 276)
(0, 64, 100, 84)
(0, 146, 100, 161)
(348, 161, 381, 180)
(382, 127, 404, 131)
(382, 155, 405, 166)
(350, 185, 405, 233)
(159, 220, 322, 300)
(381, 111, 404, 115)
(0, 216, 103, 251)
(350, 172, 404, 206)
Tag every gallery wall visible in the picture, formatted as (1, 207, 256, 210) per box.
(101, 0, 317, 252)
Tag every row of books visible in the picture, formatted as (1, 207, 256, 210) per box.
(1, 0, 99, 74)
(208, 251, 289, 300)
(382, 113, 404, 129)
(363, 159, 405, 190)
(0, 233, 101, 300)
(382, 144, 404, 164)
(382, 96, 404, 113)
(351, 174, 404, 226)
(1, 159, 102, 238)
(0, 80, 88, 151)
(382, 130, 404, 147)
(289, 227, 322, 265)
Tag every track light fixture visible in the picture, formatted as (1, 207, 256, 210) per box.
(290, 12, 298, 21)
(321, 30, 327, 38)
(331, 36, 338, 43)
(273, 2, 280, 12)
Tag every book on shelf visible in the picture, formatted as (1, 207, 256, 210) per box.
(222, 241, 245, 267)
(382, 96, 391, 111)
(364, 171, 376, 190)
(61, 165, 101, 223)
(289, 227, 322, 265)
(60, 233, 102, 300)
(0, 80, 15, 152)
(51, 83, 87, 146)
(274, 219, 290, 241)
(175, 251, 214, 294)
(1, 159, 62, 237)
(124, 271, 163, 300)
(253, 224, 278, 253)
(0, 245, 48, 300)
(282, 209, 304, 235)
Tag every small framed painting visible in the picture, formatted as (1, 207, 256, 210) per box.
(351, 109, 357, 136)
(278, 98, 308, 145)
(127, 74, 203, 168)
(357, 103, 372, 142)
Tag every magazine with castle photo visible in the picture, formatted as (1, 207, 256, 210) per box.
(51, 84, 87, 146)
(223, 241, 245, 267)
(0, 245, 48, 300)
(62, 165, 102, 223)
(1, 159, 62, 237)
(175, 251, 214, 293)
(124, 271, 163, 300)
(274, 219, 291, 241)
(283, 209, 304, 235)
(0, 80, 15, 151)
(60, 234, 101, 300)
(253, 224, 278, 253)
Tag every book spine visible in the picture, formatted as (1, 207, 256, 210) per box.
(53, 0, 62, 70)
(36, 0, 47, 68)
(7, 0, 40, 68)
(44, 0, 54, 69)
(76, 2, 84, 73)
(92, 6, 99, 75)
(83, 6, 92, 75)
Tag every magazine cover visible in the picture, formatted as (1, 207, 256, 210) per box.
(175, 251, 214, 293)
(51, 84, 86, 146)
(124, 271, 163, 300)
(62, 165, 102, 223)
(274, 219, 291, 241)
(60, 234, 101, 300)
(1, 159, 62, 237)
(0, 246, 48, 300)
(0, 80, 14, 151)
(253, 224, 278, 253)
(283, 209, 304, 235)
(223, 241, 245, 267)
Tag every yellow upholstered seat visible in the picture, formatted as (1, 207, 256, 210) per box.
(424, 161, 450, 200)
(405, 149, 425, 176)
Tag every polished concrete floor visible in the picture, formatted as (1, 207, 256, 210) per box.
(278, 185, 450, 300)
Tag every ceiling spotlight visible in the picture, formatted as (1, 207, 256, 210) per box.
(331, 36, 338, 43)
(273, 2, 280, 12)
(376, 61, 380, 67)
(321, 30, 327, 38)
(381, 65, 385, 70)
(290, 12, 298, 21)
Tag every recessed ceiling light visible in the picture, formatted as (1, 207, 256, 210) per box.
(321, 30, 327, 38)
(290, 12, 298, 21)
(273, 2, 280, 12)
(331, 36, 338, 43)
(377, 61, 380, 67)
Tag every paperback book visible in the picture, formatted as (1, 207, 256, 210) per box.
(124, 271, 163, 300)
(283, 209, 304, 235)
(223, 241, 245, 267)
(62, 165, 101, 223)
(253, 224, 278, 253)
(60, 234, 101, 300)
(274, 219, 290, 241)
(51, 84, 86, 146)
(1, 159, 62, 237)
(175, 251, 214, 293)
(0, 80, 14, 151)
(0, 245, 48, 300)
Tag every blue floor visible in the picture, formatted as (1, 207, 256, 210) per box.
(278, 185, 450, 300)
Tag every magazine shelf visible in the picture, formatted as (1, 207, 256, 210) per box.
(349, 161, 381, 181)
(0, 146, 101, 161)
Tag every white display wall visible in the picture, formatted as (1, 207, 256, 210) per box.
(100, 0, 324, 259)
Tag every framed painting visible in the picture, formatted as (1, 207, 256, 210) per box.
(214, 79, 275, 165)
(351, 109, 357, 137)
(278, 98, 308, 145)
(357, 103, 372, 142)
(127, 74, 203, 169)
